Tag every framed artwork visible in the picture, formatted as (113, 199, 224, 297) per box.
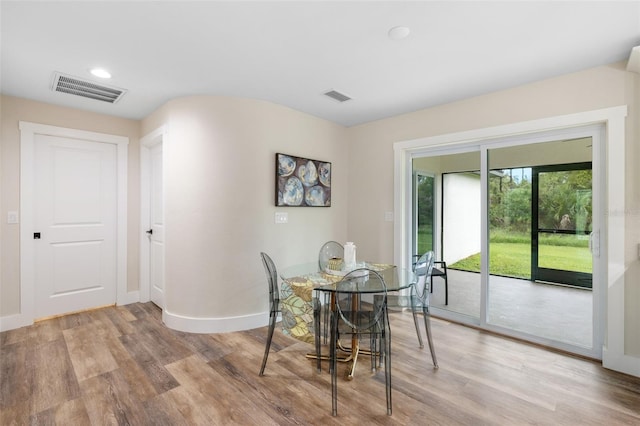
(276, 153, 331, 207)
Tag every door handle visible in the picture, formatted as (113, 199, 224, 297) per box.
(146, 229, 153, 235)
(589, 230, 599, 258)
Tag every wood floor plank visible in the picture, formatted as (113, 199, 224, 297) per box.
(99, 332, 160, 402)
(0, 339, 29, 410)
(0, 326, 29, 347)
(29, 317, 64, 344)
(63, 323, 119, 382)
(29, 397, 91, 426)
(208, 349, 332, 424)
(170, 330, 233, 362)
(133, 316, 193, 365)
(88, 307, 135, 337)
(165, 355, 268, 425)
(0, 401, 29, 426)
(79, 369, 148, 425)
(27, 338, 81, 415)
(142, 392, 190, 425)
(1, 303, 639, 425)
(57, 310, 94, 330)
(119, 333, 180, 394)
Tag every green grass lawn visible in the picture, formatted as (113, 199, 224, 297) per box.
(417, 226, 433, 256)
(419, 228, 591, 278)
(450, 242, 592, 278)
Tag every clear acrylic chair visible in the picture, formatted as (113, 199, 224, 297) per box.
(384, 251, 438, 368)
(260, 252, 322, 375)
(411, 252, 438, 367)
(319, 241, 344, 271)
(259, 252, 282, 376)
(329, 268, 391, 416)
(318, 241, 344, 341)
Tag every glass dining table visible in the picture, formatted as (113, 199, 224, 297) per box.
(279, 262, 416, 377)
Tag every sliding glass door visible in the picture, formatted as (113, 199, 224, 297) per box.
(413, 151, 481, 321)
(486, 138, 594, 349)
(409, 126, 603, 357)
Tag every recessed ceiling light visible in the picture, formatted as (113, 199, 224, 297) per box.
(388, 26, 410, 40)
(90, 68, 112, 79)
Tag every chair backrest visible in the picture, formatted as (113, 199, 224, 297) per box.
(260, 252, 279, 308)
(335, 268, 387, 331)
(413, 251, 435, 303)
(319, 241, 344, 270)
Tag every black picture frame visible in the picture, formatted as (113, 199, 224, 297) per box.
(276, 153, 331, 207)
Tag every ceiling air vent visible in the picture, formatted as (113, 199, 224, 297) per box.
(323, 89, 352, 103)
(51, 72, 126, 104)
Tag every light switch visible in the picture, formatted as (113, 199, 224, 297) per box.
(384, 211, 394, 222)
(275, 212, 288, 224)
(7, 211, 18, 224)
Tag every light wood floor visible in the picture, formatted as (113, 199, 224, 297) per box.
(1, 303, 639, 425)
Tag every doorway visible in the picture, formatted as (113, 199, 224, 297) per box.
(19, 122, 128, 323)
(403, 126, 604, 358)
(140, 126, 166, 308)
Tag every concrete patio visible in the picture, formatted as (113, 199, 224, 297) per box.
(429, 269, 593, 348)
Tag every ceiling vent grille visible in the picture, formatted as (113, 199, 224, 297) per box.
(51, 72, 126, 104)
(323, 89, 352, 103)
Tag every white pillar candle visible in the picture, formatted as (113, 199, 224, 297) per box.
(344, 242, 356, 269)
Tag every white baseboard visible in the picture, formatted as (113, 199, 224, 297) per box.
(603, 347, 640, 378)
(117, 290, 140, 306)
(1, 290, 140, 333)
(0, 313, 33, 332)
(162, 309, 268, 334)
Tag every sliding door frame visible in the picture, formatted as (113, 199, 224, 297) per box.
(393, 106, 626, 364)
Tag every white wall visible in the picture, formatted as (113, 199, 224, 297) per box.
(141, 96, 349, 331)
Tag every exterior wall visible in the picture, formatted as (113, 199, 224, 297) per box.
(443, 173, 481, 264)
(0, 95, 140, 319)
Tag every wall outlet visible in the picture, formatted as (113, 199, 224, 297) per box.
(275, 212, 288, 224)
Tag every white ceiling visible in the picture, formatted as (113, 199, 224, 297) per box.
(2, 1, 639, 127)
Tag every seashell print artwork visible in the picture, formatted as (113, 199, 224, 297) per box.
(276, 153, 331, 207)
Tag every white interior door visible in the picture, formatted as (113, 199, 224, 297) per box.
(148, 142, 165, 307)
(34, 134, 117, 318)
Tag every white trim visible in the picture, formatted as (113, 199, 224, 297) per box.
(603, 348, 640, 377)
(162, 309, 267, 334)
(16, 121, 128, 328)
(395, 106, 627, 151)
(602, 113, 630, 374)
(394, 106, 634, 374)
(139, 125, 166, 305)
(479, 148, 489, 325)
(0, 314, 30, 332)
(119, 291, 141, 306)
